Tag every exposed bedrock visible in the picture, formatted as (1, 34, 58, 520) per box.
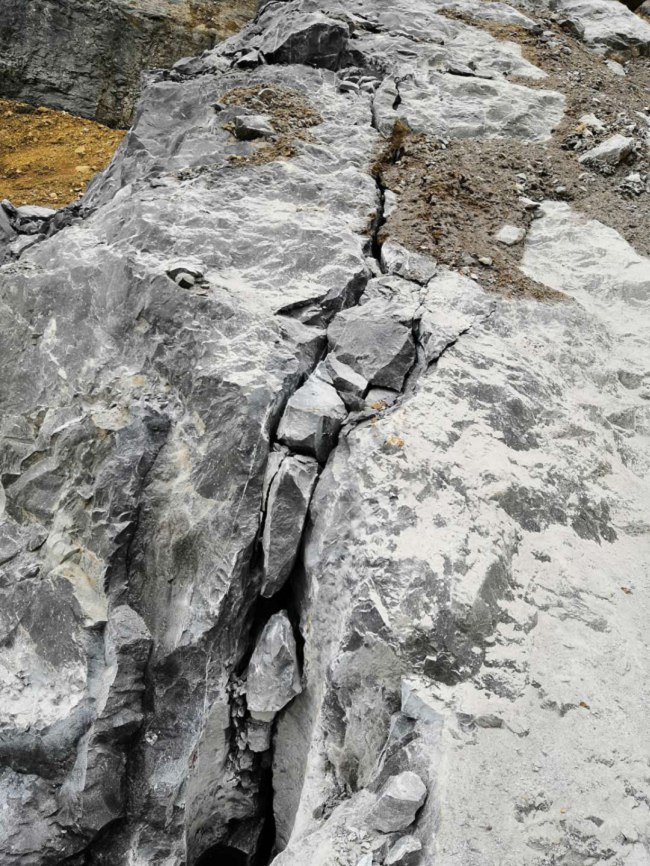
(1, 0, 650, 865)
(0, 0, 255, 126)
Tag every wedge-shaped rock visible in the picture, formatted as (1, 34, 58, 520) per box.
(385, 835, 423, 866)
(321, 356, 368, 408)
(328, 301, 416, 392)
(578, 134, 635, 171)
(368, 771, 427, 833)
(262, 454, 319, 597)
(246, 612, 303, 722)
(277, 374, 347, 463)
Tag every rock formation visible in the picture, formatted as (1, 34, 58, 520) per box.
(1, 0, 650, 865)
(0, 0, 255, 126)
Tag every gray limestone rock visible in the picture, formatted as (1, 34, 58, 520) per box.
(380, 241, 437, 285)
(578, 134, 636, 171)
(246, 612, 303, 722)
(262, 453, 319, 597)
(385, 835, 423, 866)
(234, 113, 276, 140)
(552, 0, 650, 55)
(368, 772, 428, 833)
(277, 374, 348, 463)
(328, 302, 416, 392)
(0, 0, 249, 125)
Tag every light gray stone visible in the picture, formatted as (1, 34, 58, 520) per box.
(380, 240, 437, 285)
(15, 205, 56, 221)
(553, 0, 650, 55)
(495, 223, 526, 245)
(246, 612, 303, 722)
(578, 134, 635, 170)
(368, 772, 428, 833)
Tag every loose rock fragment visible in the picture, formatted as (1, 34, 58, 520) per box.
(380, 240, 437, 285)
(233, 113, 275, 140)
(578, 134, 635, 171)
(368, 772, 427, 833)
(321, 356, 368, 408)
(495, 224, 526, 246)
(277, 374, 347, 463)
(246, 612, 303, 722)
(385, 835, 423, 866)
(328, 303, 416, 392)
(261, 453, 319, 597)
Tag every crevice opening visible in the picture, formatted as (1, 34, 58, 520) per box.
(194, 844, 249, 866)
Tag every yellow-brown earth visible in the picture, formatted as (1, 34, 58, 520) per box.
(0, 99, 126, 208)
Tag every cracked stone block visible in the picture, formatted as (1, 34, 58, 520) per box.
(385, 835, 423, 866)
(578, 134, 635, 171)
(368, 772, 428, 833)
(277, 373, 347, 463)
(328, 303, 416, 392)
(380, 240, 437, 285)
(233, 113, 275, 140)
(246, 611, 303, 722)
(261, 453, 319, 598)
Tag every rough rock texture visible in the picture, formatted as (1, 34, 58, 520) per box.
(0, 0, 255, 126)
(1, 0, 650, 865)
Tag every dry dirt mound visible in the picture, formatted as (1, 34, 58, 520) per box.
(0, 99, 125, 207)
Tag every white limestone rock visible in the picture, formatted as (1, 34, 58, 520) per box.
(495, 223, 527, 245)
(553, 0, 650, 55)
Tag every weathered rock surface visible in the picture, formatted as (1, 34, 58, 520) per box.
(0, 0, 254, 126)
(1, 0, 650, 864)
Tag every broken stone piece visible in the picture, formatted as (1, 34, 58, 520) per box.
(322, 356, 368, 408)
(380, 240, 437, 285)
(247, 719, 272, 753)
(246, 611, 302, 722)
(233, 113, 275, 141)
(578, 134, 635, 171)
(166, 260, 204, 289)
(495, 224, 526, 246)
(261, 453, 319, 597)
(328, 303, 416, 392)
(368, 771, 427, 833)
(385, 835, 423, 866)
(276, 373, 347, 463)
(15, 204, 56, 221)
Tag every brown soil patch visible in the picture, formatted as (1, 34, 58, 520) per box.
(0, 99, 125, 208)
(220, 84, 323, 166)
(375, 11, 650, 301)
(186, 0, 257, 37)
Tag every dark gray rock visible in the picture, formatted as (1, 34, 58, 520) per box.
(0, 0, 249, 126)
(234, 113, 276, 140)
(262, 453, 319, 597)
(328, 301, 416, 391)
(246, 612, 303, 722)
(277, 373, 348, 463)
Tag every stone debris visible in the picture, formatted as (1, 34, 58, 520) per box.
(277, 373, 348, 463)
(385, 835, 423, 866)
(495, 223, 527, 246)
(246, 612, 303, 722)
(261, 453, 319, 597)
(578, 134, 635, 171)
(368, 772, 428, 833)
